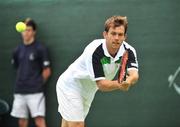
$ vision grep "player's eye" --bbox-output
[111,32,116,36]
[118,33,123,36]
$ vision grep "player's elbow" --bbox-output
[47,67,52,77]
[131,72,139,85]
[96,80,111,92]
[97,84,107,92]
[135,72,139,81]
[42,67,51,80]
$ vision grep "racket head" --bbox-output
[118,50,128,83]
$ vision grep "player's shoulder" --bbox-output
[35,41,44,47]
[84,39,104,53]
[14,43,23,53]
[123,41,137,53]
[35,41,47,51]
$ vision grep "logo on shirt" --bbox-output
[168,66,180,95]
[29,53,35,61]
[100,56,120,80]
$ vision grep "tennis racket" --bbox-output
[118,50,129,83]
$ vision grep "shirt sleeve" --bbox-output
[84,45,105,81]
[92,52,105,81]
[39,45,51,68]
[127,48,139,71]
[11,47,19,68]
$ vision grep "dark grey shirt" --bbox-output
[12,41,50,94]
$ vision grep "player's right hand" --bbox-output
[118,81,130,91]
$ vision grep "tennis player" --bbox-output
[56,15,139,127]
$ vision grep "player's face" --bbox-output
[22,26,36,45]
[104,25,126,50]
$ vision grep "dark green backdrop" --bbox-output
[0,0,180,127]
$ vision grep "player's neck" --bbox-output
[107,47,119,58]
[23,37,35,45]
[110,50,118,58]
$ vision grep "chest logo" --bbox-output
[100,57,120,80]
[29,53,35,61]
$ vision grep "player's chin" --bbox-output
[112,44,120,49]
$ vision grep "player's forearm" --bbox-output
[126,71,139,86]
[96,80,120,92]
[42,67,51,83]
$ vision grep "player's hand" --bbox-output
[118,81,131,91]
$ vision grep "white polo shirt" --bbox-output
[57,39,138,105]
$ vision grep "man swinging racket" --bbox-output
[56,15,139,127]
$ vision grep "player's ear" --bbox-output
[103,31,107,39]
[33,30,36,35]
[124,34,127,41]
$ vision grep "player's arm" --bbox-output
[125,69,139,86]
[42,67,51,83]
[96,79,134,92]
[119,69,139,91]
[39,45,51,83]
[11,47,19,69]
[96,69,139,92]
[96,80,121,92]
[122,48,139,90]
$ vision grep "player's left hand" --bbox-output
[119,81,131,91]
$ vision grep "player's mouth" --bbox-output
[112,42,120,49]
[112,42,120,45]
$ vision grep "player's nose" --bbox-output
[114,34,120,40]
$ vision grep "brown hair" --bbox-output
[24,18,37,31]
[104,16,128,34]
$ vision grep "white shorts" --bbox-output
[11,92,45,119]
[56,80,91,122]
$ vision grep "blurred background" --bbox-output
[0,0,180,126]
